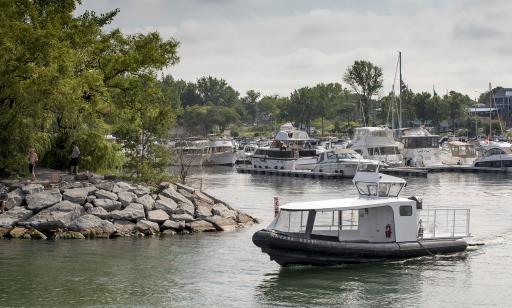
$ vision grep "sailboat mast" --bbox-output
[399,51,403,129]
[489,82,492,140]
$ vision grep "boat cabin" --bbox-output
[269,172,420,243]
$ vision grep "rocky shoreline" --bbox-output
[0,174,257,240]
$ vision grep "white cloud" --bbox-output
[79,0,512,97]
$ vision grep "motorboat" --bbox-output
[251,128,317,170]
[206,138,238,166]
[351,127,403,167]
[441,141,477,165]
[252,170,470,266]
[172,139,211,166]
[294,149,380,177]
[473,146,512,171]
[399,127,441,167]
[236,143,259,164]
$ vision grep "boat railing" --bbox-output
[417,208,470,239]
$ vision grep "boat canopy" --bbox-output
[280,197,412,212]
[275,130,310,141]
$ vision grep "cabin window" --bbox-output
[378,183,404,197]
[273,210,309,233]
[340,210,359,230]
[399,205,413,216]
[312,211,339,232]
[355,182,378,196]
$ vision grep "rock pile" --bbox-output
[0,176,257,240]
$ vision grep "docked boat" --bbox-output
[351,127,403,167]
[441,141,477,165]
[206,138,238,166]
[172,139,211,166]
[473,146,512,171]
[399,127,441,167]
[235,143,259,164]
[294,149,380,177]
[252,170,470,266]
[251,129,317,170]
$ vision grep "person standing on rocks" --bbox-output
[27,148,38,181]
[70,142,80,174]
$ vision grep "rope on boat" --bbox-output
[416,241,435,256]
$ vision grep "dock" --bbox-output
[236,165,508,179]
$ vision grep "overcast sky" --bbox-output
[78,0,511,98]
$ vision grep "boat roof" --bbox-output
[281,197,412,211]
[353,171,406,184]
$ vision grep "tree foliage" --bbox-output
[0,0,179,178]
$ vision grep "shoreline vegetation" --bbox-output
[2,1,510,186]
[0,172,257,240]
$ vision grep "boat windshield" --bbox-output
[327,152,360,160]
[368,146,399,155]
[272,210,309,233]
[355,182,404,197]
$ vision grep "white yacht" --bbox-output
[294,149,380,177]
[172,140,210,166]
[251,128,317,170]
[351,127,403,167]
[236,143,259,164]
[441,141,477,165]
[253,169,470,266]
[473,146,512,171]
[206,138,238,166]
[400,127,441,167]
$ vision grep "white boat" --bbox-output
[351,127,403,166]
[473,146,512,171]
[236,143,259,164]
[253,169,471,266]
[400,127,441,167]
[251,128,317,170]
[294,149,380,177]
[172,140,210,166]
[206,138,237,166]
[441,141,477,165]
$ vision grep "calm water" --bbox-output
[1,168,512,307]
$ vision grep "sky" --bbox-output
[78,0,512,99]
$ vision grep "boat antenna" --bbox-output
[398,51,403,130]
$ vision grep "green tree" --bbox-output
[196,76,240,107]
[426,94,448,133]
[343,60,384,126]
[240,90,261,123]
[444,91,472,133]
[311,82,345,135]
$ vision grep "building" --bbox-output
[493,88,512,127]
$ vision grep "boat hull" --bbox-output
[252,230,467,266]
[207,152,237,166]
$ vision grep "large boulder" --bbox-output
[86,207,110,219]
[69,214,115,238]
[0,227,10,238]
[195,202,213,219]
[236,212,255,224]
[9,226,29,238]
[109,203,145,221]
[171,213,195,222]
[93,198,122,212]
[154,196,178,215]
[21,184,44,195]
[26,189,62,211]
[177,188,195,201]
[112,181,134,193]
[194,191,215,205]
[132,186,150,197]
[147,209,170,223]
[188,220,216,232]
[27,228,47,240]
[136,219,159,235]
[161,219,185,231]
[95,181,114,192]
[0,207,33,228]
[113,220,136,236]
[62,187,90,204]
[135,194,155,212]
[212,203,237,219]
[160,188,194,208]
[117,191,137,207]
[5,188,24,210]
[95,189,118,201]
[207,215,237,231]
[25,201,84,231]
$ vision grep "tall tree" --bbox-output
[343,60,384,126]
[444,91,472,133]
[196,76,239,107]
